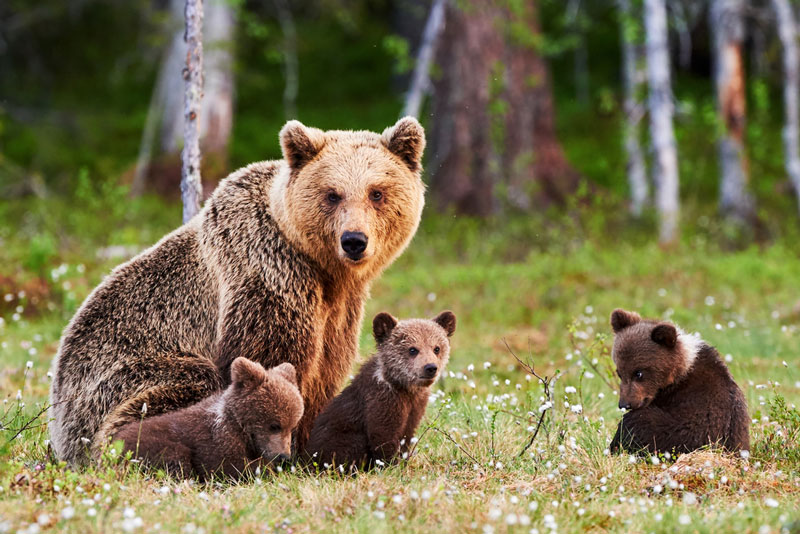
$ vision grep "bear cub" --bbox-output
[115,358,303,480]
[609,308,749,455]
[305,310,456,468]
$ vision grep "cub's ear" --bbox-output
[381,116,426,173]
[279,120,326,170]
[271,362,298,387]
[651,323,678,349]
[433,310,457,337]
[231,357,267,389]
[610,308,642,333]
[373,312,399,344]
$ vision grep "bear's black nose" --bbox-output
[423,364,438,378]
[341,232,368,260]
[618,401,631,410]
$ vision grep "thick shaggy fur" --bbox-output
[115,359,303,480]
[305,311,456,468]
[49,118,426,465]
[609,309,750,454]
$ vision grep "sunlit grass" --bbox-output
[1,198,799,533]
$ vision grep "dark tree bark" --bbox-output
[429,0,578,216]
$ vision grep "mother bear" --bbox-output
[49,117,426,465]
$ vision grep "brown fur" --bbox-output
[115,359,302,480]
[49,118,426,465]
[609,309,750,454]
[305,311,456,468]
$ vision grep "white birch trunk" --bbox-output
[711,0,752,222]
[402,0,447,118]
[273,0,299,120]
[181,0,204,223]
[618,0,648,216]
[644,0,679,244]
[773,0,800,214]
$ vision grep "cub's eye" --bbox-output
[433,346,440,355]
[370,190,383,202]
[633,370,643,380]
[409,347,419,356]
[269,423,282,433]
[326,192,342,204]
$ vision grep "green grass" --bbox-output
[1,193,799,533]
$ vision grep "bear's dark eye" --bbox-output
[433,346,440,355]
[269,423,281,433]
[633,370,643,381]
[326,192,342,204]
[409,347,419,356]
[370,190,383,202]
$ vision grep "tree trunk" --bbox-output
[273,0,299,120]
[711,0,753,222]
[644,0,680,244]
[618,0,649,216]
[402,0,447,119]
[773,0,800,214]
[429,0,578,215]
[200,0,235,176]
[181,0,204,223]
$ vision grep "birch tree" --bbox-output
[711,0,753,222]
[181,0,204,223]
[402,0,447,119]
[773,0,800,214]
[644,0,679,244]
[618,0,648,216]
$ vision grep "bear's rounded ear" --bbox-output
[610,308,642,333]
[381,116,426,173]
[272,362,298,387]
[433,310,457,337]
[651,323,678,349]
[280,120,326,170]
[373,312,399,344]
[231,357,267,389]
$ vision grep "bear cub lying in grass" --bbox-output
[115,358,303,480]
[305,310,456,469]
[609,308,749,455]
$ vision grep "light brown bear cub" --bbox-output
[609,309,749,455]
[305,311,456,468]
[115,358,303,480]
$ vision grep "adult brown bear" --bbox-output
[49,118,426,465]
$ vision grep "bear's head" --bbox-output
[226,358,304,463]
[610,309,703,410]
[271,117,426,281]
[372,310,456,389]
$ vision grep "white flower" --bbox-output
[528,501,538,511]
[488,508,502,521]
[570,404,582,414]
[483,362,491,369]
[764,498,779,508]
[26,361,33,369]
[679,514,691,525]
[61,507,75,520]
[467,364,475,372]
[87,508,97,517]
[565,386,576,394]
[740,450,750,459]
[683,492,697,505]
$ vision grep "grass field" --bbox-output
[1,195,799,533]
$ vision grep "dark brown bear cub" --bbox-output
[609,309,749,455]
[115,358,303,480]
[305,310,456,468]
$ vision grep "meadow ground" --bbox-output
[0,195,799,533]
